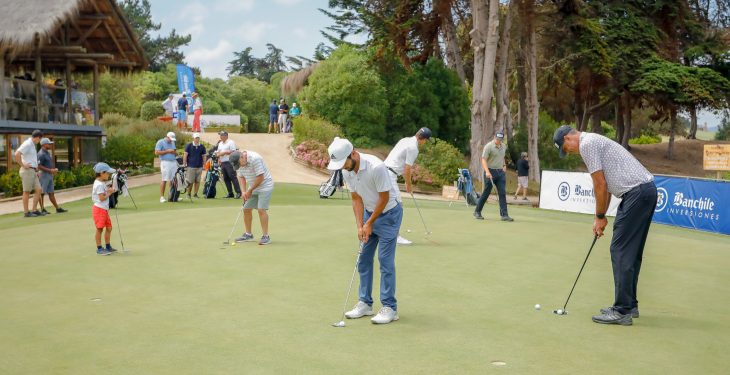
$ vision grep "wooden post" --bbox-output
[65,59,72,123]
[0,50,6,120]
[93,63,99,126]
[718,171,722,180]
[35,34,43,122]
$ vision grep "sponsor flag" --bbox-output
[176,64,195,94]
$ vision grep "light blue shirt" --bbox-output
[156,138,177,161]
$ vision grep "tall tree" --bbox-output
[119,0,192,71]
[227,47,258,77]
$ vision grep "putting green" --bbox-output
[0,183,727,374]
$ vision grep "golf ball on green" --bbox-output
[407,229,411,233]
[534,304,541,310]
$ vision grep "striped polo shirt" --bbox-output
[236,150,274,192]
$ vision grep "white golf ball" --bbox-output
[407,229,412,233]
[534,304,541,310]
[557,309,564,315]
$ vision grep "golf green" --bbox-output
[0,183,727,374]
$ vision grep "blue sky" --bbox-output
[150,0,334,79]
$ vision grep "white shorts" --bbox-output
[160,160,178,182]
[518,176,529,188]
[388,171,402,202]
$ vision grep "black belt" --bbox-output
[387,167,398,176]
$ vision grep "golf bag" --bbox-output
[203,147,221,199]
[168,164,189,202]
[319,169,344,198]
[457,168,480,206]
[109,169,130,209]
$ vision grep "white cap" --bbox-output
[327,137,353,170]
[192,132,200,139]
[166,131,176,141]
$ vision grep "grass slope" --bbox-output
[0,184,728,374]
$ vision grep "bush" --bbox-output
[414,138,467,187]
[294,140,330,169]
[140,101,165,120]
[0,171,22,196]
[103,134,154,168]
[0,164,99,197]
[715,115,730,141]
[100,113,130,129]
[511,112,583,171]
[292,115,342,146]
[629,134,662,144]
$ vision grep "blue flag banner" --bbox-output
[653,175,730,235]
[176,64,195,94]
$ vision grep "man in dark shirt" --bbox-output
[514,152,529,201]
[177,94,188,130]
[277,99,289,134]
[183,133,207,198]
[37,138,68,213]
[268,100,279,133]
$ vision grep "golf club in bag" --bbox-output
[333,242,364,328]
[554,235,599,315]
[109,169,137,209]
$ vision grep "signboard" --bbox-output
[653,175,730,235]
[176,64,196,94]
[703,144,730,171]
[539,170,621,216]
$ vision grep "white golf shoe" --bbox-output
[371,306,399,324]
[396,236,412,245]
[345,301,374,319]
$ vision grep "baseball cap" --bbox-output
[327,137,354,170]
[553,125,573,158]
[192,132,200,139]
[230,150,242,170]
[218,130,228,136]
[93,162,116,174]
[417,127,433,141]
[166,131,176,141]
[495,132,505,139]
[40,138,54,145]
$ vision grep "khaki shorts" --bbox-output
[243,189,273,210]
[186,167,203,184]
[518,176,529,188]
[20,167,40,192]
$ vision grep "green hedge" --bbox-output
[629,134,662,144]
[414,138,467,186]
[293,115,342,146]
[101,114,191,168]
[0,165,96,197]
[140,101,165,120]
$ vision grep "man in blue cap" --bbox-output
[553,125,657,326]
[474,132,513,221]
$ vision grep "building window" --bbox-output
[9,134,26,167]
[80,137,100,164]
[53,136,73,170]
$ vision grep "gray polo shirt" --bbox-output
[343,153,398,213]
[579,132,654,197]
[481,140,507,169]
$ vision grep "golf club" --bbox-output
[332,242,364,328]
[554,235,599,316]
[410,192,432,235]
[222,205,245,247]
[112,205,128,253]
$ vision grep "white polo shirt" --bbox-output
[16,137,38,168]
[236,151,274,192]
[343,153,398,213]
[217,139,237,162]
[384,136,419,176]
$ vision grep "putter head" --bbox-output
[553,309,568,315]
[332,321,346,327]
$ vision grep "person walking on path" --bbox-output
[513,152,530,201]
[327,137,403,325]
[554,125,657,326]
[268,99,279,133]
[277,99,289,134]
[91,162,117,256]
[183,133,207,198]
[215,131,241,198]
[155,131,178,203]
[384,127,432,245]
[191,92,203,132]
[15,130,44,217]
[37,138,67,214]
[176,93,188,130]
[162,93,175,117]
[474,132,513,221]
[231,150,275,245]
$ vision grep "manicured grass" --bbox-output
[0,183,728,374]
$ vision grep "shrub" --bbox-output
[54,170,77,190]
[629,134,662,144]
[0,164,99,197]
[0,171,22,196]
[415,138,467,187]
[511,112,583,171]
[100,113,130,129]
[103,134,154,168]
[293,115,342,146]
[294,140,330,169]
[715,116,730,141]
[140,101,165,120]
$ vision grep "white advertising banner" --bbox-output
[539,170,621,216]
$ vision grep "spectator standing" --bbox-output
[290,102,301,117]
[215,131,241,198]
[37,138,67,214]
[514,152,530,201]
[277,99,289,134]
[183,133,207,198]
[231,150,275,245]
[268,100,279,133]
[176,93,188,130]
[161,93,175,117]
[192,92,203,132]
[15,130,44,217]
[473,132,514,222]
[91,162,117,256]
[155,132,178,203]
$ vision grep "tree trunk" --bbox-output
[495,0,516,135]
[621,91,632,150]
[687,104,698,139]
[614,98,624,142]
[590,90,602,134]
[522,0,540,183]
[668,107,677,159]
[441,2,466,85]
[574,86,583,129]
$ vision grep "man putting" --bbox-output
[554,125,657,326]
[231,150,274,245]
[328,137,403,324]
[384,127,432,245]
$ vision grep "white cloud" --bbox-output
[274,0,304,5]
[235,22,274,44]
[214,0,255,12]
[291,27,308,40]
[180,2,209,24]
[186,40,234,79]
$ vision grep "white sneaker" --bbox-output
[344,301,374,319]
[397,235,412,245]
[160,197,166,203]
[371,306,399,324]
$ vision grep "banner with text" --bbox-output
[539,170,621,216]
[653,176,730,235]
[176,64,195,94]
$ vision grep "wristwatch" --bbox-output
[595,213,606,219]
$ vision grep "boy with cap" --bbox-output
[91,162,117,256]
[155,131,178,203]
[553,125,656,326]
[328,137,403,324]
[37,138,68,214]
[474,132,514,222]
[384,127,432,245]
[15,130,44,217]
[230,150,275,245]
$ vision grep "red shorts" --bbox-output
[92,206,112,229]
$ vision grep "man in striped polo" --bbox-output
[231,150,274,245]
